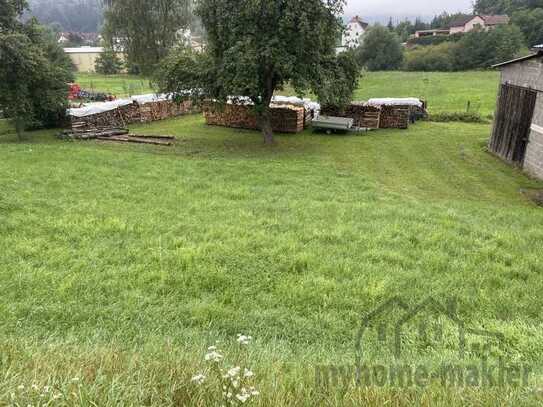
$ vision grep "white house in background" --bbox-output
[342,16,368,49]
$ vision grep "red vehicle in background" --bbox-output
[68,83,116,102]
[68,83,81,100]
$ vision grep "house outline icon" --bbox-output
[394,297,466,359]
[355,296,410,364]
[356,296,507,364]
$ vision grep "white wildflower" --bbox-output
[207,345,217,351]
[31,384,39,391]
[226,366,241,378]
[237,334,252,346]
[235,392,250,403]
[243,368,254,378]
[249,387,259,396]
[191,374,206,385]
[204,350,223,363]
[43,386,50,393]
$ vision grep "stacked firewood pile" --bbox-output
[69,100,197,131]
[321,103,382,129]
[321,101,423,130]
[379,105,410,129]
[203,102,305,133]
[58,127,175,146]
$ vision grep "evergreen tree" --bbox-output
[95,48,124,75]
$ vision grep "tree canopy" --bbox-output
[95,48,124,75]
[102,0,192,75]
[157,0,360,144]
[356,25,404,71]
[0,0,73,138]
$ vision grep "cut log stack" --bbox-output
[321,104,382,129]
[321,102,420,130]
[380,106,410,129]
[70,100,197,132]
[203,102,306,133]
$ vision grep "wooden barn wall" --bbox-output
[494,58,543,180]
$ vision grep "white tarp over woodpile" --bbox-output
[225,95,320,115]
[67,93,171,118]
[68,93,321,118]
[366,98,424,108]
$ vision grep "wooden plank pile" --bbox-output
[203,102,306,133]
[58,127,175,146]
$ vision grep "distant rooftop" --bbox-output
[449,14,510,28]
[349,16,369,29]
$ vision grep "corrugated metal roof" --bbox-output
[492,52,543,68]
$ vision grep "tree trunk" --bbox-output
[258,68,275,145]
[15,117,24,141]
[259,104,274,145]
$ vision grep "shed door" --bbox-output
[490,84,537,164]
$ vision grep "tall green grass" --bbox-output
[1,114,542,405]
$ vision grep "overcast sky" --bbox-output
[345,0,474,21]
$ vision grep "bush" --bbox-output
[95,49,124,75]
[0,22,74,137]
[356,25,404,71]
[427,111,486,123]
[512,8,543,48]
[404,26,524,72]
[404,43,458,71]
[407,33,463,47]
[453,25,524,70]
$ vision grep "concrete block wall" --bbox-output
[524,94,543,179]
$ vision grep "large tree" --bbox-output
[157,0,359,144]
[102,0,191,75]
[1,0,28,31]
[356,25,404,71]
[0,0,73,139]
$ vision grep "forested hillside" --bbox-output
[25,0,103,32]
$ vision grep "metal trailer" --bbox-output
[311,116,369,134]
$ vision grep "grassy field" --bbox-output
[353,71,500,117]
[75,73,155,97]
[0,70,540,405]
[76,70,500,116]
[1,106,543,405]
